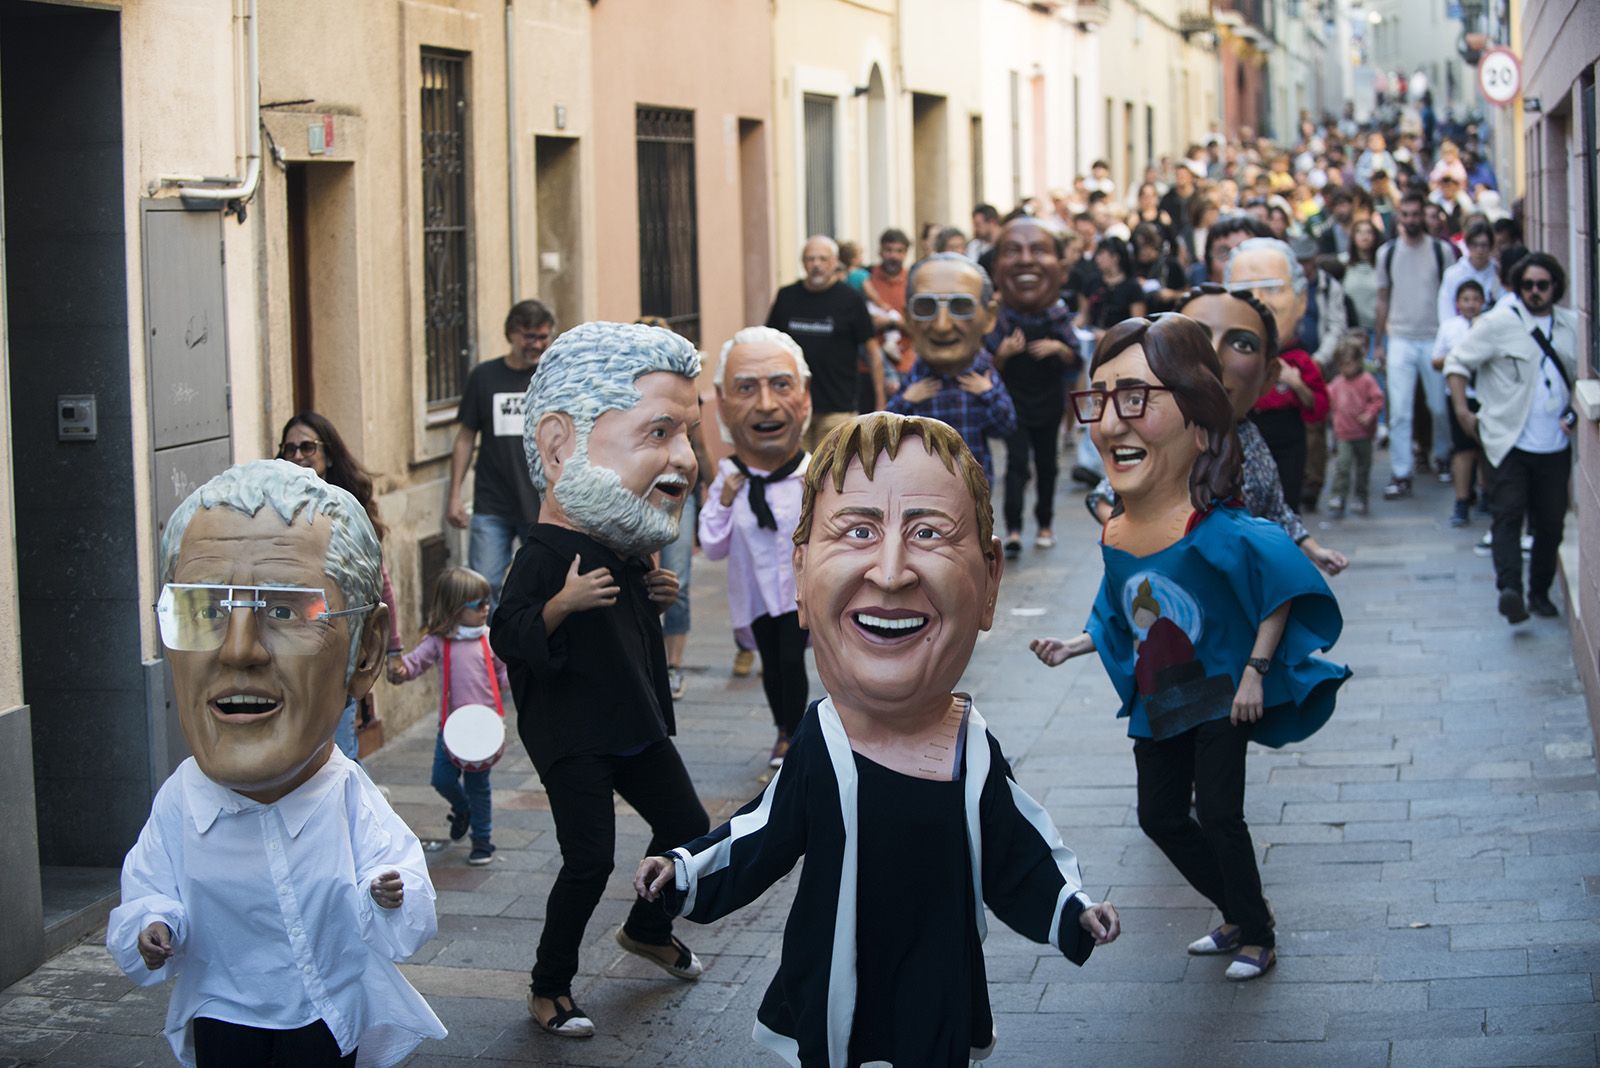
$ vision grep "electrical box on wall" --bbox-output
[57,394,97,441]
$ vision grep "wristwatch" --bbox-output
[1246,657,1272,676]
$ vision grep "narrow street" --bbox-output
[2,465,1596,1067]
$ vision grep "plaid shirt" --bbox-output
[886,349,1018,482]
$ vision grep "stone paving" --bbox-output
[3,466,1599,1067]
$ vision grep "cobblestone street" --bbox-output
[3,468,1598,1067]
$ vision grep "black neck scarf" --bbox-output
[730,451,805,530]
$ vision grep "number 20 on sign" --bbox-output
[1478,48,1521,107]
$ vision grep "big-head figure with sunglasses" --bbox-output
[109,459,445,1068]
[884,251,1017,483]
[159,459,392,796]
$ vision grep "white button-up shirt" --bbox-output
[699,455,807,629]
[108,750,446,1067]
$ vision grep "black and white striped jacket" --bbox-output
[664,697,1098,1067]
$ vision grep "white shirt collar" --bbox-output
[182,747,350,838]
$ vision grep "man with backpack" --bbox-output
[1375,191,1456,499]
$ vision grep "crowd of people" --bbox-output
[108,99,1578,1067]
[801,103,1573,625]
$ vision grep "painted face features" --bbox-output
[994,220,1066,314]
[1090,344,1205,507]
[793,444,1001,716]
[1180,293,1279,419]
[279,423,327,479]
[168,508,377,796]
[555,371,700,556]
[904,258,996,376]
[718,341,811,469]
[1227,246,1307,342]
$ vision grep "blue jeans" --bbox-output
[658,494,696,637]
[469,513,535,607]
[1385,335,1449,480]
[335,698,361,764]
[432,731,493,846]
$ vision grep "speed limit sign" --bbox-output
[1478,47,1521,107]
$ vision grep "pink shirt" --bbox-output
[1327,371,1386,442]
[399,630,510,714]
[698,456,807,629]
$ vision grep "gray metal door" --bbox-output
[143,205,230,451]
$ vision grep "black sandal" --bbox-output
[528,992,594,1038]
[615,927,705,980]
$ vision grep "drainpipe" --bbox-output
[156,0,261,205]
[505,0,521,301]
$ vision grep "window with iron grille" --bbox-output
[421,49,474,406]
[636,105,701,347]
[802,94,837,240]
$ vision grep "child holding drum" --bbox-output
[390,567,509,865]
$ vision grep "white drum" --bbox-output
[442,703,506,773]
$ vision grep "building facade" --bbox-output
[1517,0,1599,728]
[0,0,1241,988]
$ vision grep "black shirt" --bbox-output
[766,281,875,416]
[489,525,673,774]
[457,356,541,526]
[1135,256,1187,313]
[850,752,988,1067]
[983,302,1077,426]
[1065,256,1103,313]
[1086,277,1147,330]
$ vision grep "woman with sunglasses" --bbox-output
[278,412,404,760]
[1031,315,1348,982]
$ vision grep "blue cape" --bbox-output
[1086,504,1350,748]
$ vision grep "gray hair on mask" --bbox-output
[906,252,995,304]
[159,459,382,677]
[713,326,811,389]
[522,321,702,493]
[1225,237,1308,297]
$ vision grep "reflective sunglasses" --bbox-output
[1069,384,1175,423]
[278,440,323,459]
[907,293,980,321]
[156,583,373,654]
[463,598,489,611]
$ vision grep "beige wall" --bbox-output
[245,0,594,736]
[588,0,774,357]
[771,0,899,279]
[974,0,1098,210]
[1096,0,1217,194]
[902,0,984,233]
[119,0,264,660]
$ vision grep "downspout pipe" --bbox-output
[505,0,521,301]
[158,0,261,203]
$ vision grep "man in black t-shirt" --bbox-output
[447,299,555,602]
[766,235,883,449]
